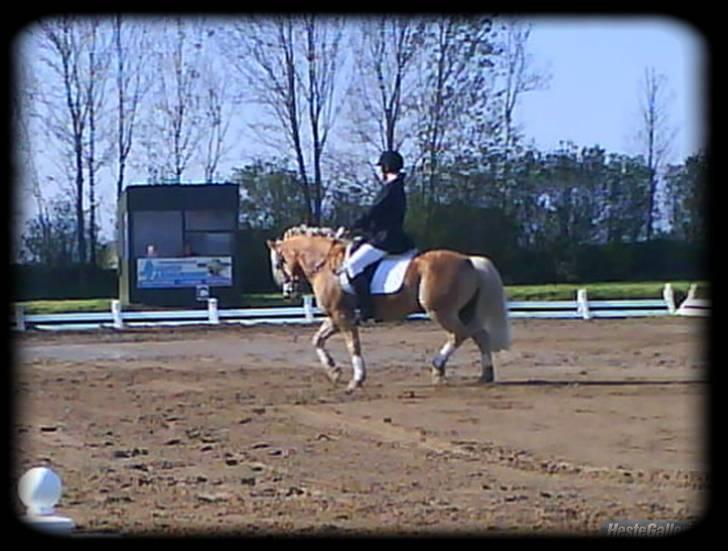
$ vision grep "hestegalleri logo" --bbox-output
[603,520,689,536]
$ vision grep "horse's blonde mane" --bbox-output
[282,224,340,241]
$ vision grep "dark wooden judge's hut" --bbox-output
[118,183,241,307]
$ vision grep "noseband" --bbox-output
[277,238,341,294]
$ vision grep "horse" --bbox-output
[266,225,511,392]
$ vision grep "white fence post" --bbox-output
[111,300,124,330]
[303,294,314,322]
[687,283,698,301]
[208,298,220,325]
[663,283,676,314]
[676,283,709,317]
[577,289,591,320]
[15,304,26,332]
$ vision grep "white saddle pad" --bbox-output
[370,250,417,295]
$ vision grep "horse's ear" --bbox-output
[266,239,277,250]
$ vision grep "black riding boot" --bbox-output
[351,272,375,323]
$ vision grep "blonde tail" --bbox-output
[469,256,511,351]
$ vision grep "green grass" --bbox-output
[17,299,114,315]
[16,281,707,314]
[504,281,706,302]
[239,293,299,308]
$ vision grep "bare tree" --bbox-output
[112,15,152,197]
[81,17,112,266]
[224,17,311,220]
[491,18,550,213]
[636,66,676,239]
[300,15,346,223]
[410,16,499,234]
[494,19,549,159]
[37,16,90,263]
[224,16,347,225]
[199,63,233,183]
[151,18,204,183]
[348,17,424,153]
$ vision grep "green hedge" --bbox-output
[13,265,117,301]
[13,232,706,300]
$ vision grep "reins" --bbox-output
[278,226,347,284]
[306,238,343,278]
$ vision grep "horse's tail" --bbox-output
[469,256,511,351]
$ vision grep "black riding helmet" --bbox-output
[377,150,404,173]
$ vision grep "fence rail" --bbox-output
[12,284,706,332]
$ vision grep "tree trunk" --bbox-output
[74,143,86,264]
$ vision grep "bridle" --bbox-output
[272,249,300,298]
[274,238,342,298]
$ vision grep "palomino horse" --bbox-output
[267,225,511,392]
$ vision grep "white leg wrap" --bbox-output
[352,355,366,382]
[317,348,333,367]
[433,341,455,370]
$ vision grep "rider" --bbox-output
[341,150,415,322]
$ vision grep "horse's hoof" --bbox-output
[326,367,343,384]
[345,379,363,393]
[480,367,495,384]
[431,372,447,386]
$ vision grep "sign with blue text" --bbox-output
[137,257,233,289]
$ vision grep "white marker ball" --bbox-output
[18,467,62,516]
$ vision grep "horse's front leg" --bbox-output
[312,317,342,384]
[342,325,365,393]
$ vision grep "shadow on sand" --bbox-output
[480,378,705,387]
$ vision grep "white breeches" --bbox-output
[343,243,387,279]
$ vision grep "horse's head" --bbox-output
[267,225,347,298]
[266,238,303,299]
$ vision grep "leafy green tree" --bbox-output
[409,16,500,238]
[20,199,78,265]
[664,151,706,243]
[231,158,307,233]
[601,153,651,243]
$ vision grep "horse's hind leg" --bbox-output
[312,318,342,384]
[472,328,495,383]
[431,334,467,384]
[429,311,470,385]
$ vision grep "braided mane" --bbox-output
[282,224,340,241]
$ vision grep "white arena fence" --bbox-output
[11,283,707,333]
[675,283,709,317]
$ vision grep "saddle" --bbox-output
[339,240,418,296]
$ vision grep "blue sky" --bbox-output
[516,16,707,163]
[14,16,708,249]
